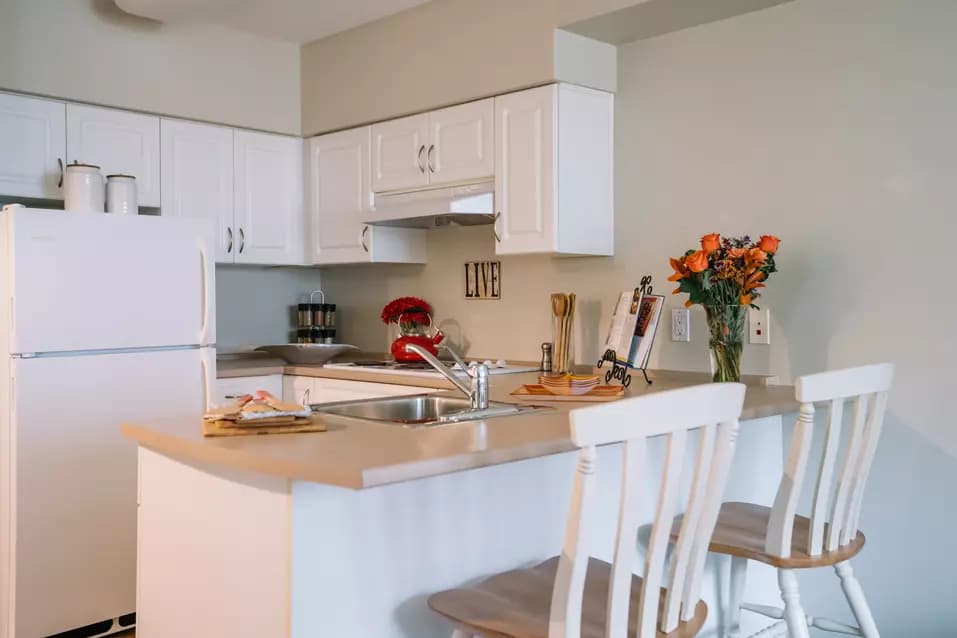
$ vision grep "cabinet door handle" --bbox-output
[239,227,245,254]
[427,144,435,173]
[361,225,369,253]
[226,227,233,253]
[57,158,64,188]
[493,211,502,243]
[417,145,426,173]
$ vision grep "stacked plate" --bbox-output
[538,373,600,396]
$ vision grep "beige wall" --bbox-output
[298,0,791,135]
[0,0,301,134]
[298,0,649,135]
[300,0,559,136]
[321,0,957,460]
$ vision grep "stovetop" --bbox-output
[324,360,540,378]
[347,360,454,370]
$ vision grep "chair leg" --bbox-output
[777,569,810,638]
[835,561,880,637]
[726,556,748,637]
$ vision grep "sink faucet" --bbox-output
[404,343,489,410]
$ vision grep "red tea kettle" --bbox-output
[391,312,445,363]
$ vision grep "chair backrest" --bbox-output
[552,382,747,638]
[765,363,894,557]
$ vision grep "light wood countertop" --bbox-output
[124,368,798,490]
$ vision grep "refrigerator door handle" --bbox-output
[199,243,212,345]
[200,352,211,411]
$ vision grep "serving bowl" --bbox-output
[255,343,357,365]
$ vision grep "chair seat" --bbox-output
[675,502,866,569]
[427,556,706,638]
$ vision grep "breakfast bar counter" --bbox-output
[125,370,798,638]
[123,369,796,489]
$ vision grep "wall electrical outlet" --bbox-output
[671,308,691,342]
[749,307,770,345]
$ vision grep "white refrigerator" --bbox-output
[0,208,216,638]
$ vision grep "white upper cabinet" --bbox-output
[494,84,613,256]
[308,127,373,264]
[371,113,430,192]
[0,93,65,200]
[428,98,494,185]
[371,98,494,193]
[308,126,425,265]
[160,119,234,262]
[494,86,555,255]
[162,122,302,266]
[66,104,160,207]
[233,130,304,265]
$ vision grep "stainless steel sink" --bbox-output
[311,395,548,427]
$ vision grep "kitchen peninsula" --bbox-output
[124,370,797,638]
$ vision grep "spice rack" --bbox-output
[296,290,337,344]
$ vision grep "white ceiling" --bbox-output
[113,0,433,44]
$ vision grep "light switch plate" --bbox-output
[671,308,691,342]
[749,307,770,344]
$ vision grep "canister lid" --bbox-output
[106,173,136,180]
[67,162,101,170]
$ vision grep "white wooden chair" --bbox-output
[428,382,747,638]
[689,363,894,638]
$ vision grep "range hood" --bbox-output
[366,181,495,229]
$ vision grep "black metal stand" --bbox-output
[597,348,633,387]
[596,275,657,387]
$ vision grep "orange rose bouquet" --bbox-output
[669,234,780,308]
[668,234,780,382]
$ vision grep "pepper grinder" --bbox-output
[541,342,553,373]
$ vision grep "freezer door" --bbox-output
[9,347,213,637]
[7,210,215,354]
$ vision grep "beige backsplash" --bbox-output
[317,223,735,375]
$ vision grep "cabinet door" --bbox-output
[0,93,65,200]
[233,131,304,265]
[371,113,429,192]
[283,376,316,405]
[66,104,160,207]
[160,119,234,263]
[494,86,556,255]
[308,127,373,264]
[429,98,494,186]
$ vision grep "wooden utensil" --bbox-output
[564,293,576,372]
[551,293,568,372]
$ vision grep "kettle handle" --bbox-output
[396,310,444,344]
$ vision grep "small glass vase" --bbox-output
[705,304,746,383]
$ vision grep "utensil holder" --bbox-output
[552,315,575,375]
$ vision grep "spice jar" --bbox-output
[298,303,312,329]
[324,304,337,328]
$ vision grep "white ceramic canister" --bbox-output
[64,163,105,213]
[106,174,138,214]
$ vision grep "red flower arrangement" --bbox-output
[381,296,432,327]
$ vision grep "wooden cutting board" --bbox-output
[202,416,327,437]
[510,384,624,402]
